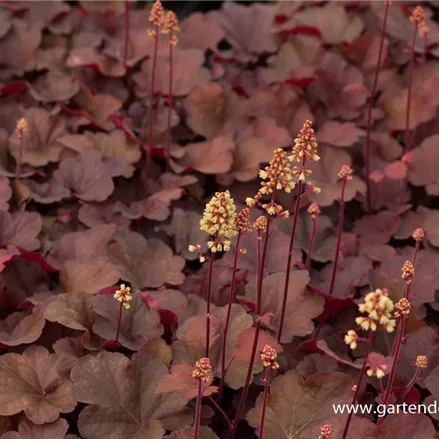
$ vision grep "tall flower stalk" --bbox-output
[421,29,429,81]
[205,254,215,358]
[258,345,279,439]
[306,202,320,270]
[217,208,252,404]
[145,1,164,173]
[364,0,390,213]
[193,190,237,359]
[398,7,429,205]
[278,121,320,343]
[399,355,428,402]
[228,216,268,439]
[405,6,429,154]
[378,228,423,423]
[342,330,374,439]
[113,284,132,344]
[192,358,213,439]
[328,165,353,297]
[228,149,293,439]
[14,118,27,183]
[342,288,396,438]
[161,11,179,166]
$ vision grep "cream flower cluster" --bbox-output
[288,120,321,191]
[344,330,358,350]
[355,288,396,333]
[415,355,428,369]
[338,164,353,180]
[367,363,387,379]
[318,424,333,439]
[246,148,294,216]
[307,202,321,220]
[114,284,132,309]
[200,190,237,252]
[192,358,213,382]
[410,6,429,38]
[261,345,280,370]
[236,207,252,234]
[289,120,320,166]
[148,0,180,44]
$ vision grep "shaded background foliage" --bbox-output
[137,0,270,17]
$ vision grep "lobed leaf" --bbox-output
[0,345,76,423]
[72,352,192,439]
[247,370,353,438]
[243,271,324,343]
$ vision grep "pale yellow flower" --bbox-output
[200,190,237,253]
[114,284,132,309]
[344,330,358,350]
[261,345,280,370]
[192,358,213,382]
[415,355,428,369]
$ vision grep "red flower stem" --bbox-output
[398,368,420,403]
[390,322,402,358]
[256,232,263,313]
[205,253,215,359]
[145,28,159,174]
[217,233,242,404]
[257,218,271,317]
[15,132,24,182]
[165,34,174,167]
[378,317,406,425]
[394,238,419,355]
[328,177,348,297]
[405,21,418,154]
[224,357,235,376]
[412,239,421,269]
[208,395,231,427]
[306,283,327,296]
[421,34,428,81]
[305,217,318,271]
[259,366,271,439]
[364,0,390,214]
[389,240,419,356]
[278,177,303,343]
[122,0,130,69]
[228,218,271,439]
[227,322,261,439]
[115,301,123,344]
[193,379,203,439]
[380,238,421,418]
[267,216,280,238]
[399,240,420,333]
[341,330,374,439]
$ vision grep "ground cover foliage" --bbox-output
[1,0,439,438]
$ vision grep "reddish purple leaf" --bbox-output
[0,305,45,347]
[47,224,116,269]
[242,270,323,343]
[92,293,163,351]
[53,151,115,202]
[8,108,66,167]
[0,345,77,423]
[71,352,192,439]
[107,230,185,289]
[1,417,73,439]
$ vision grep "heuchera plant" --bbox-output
[1,0,439,438]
